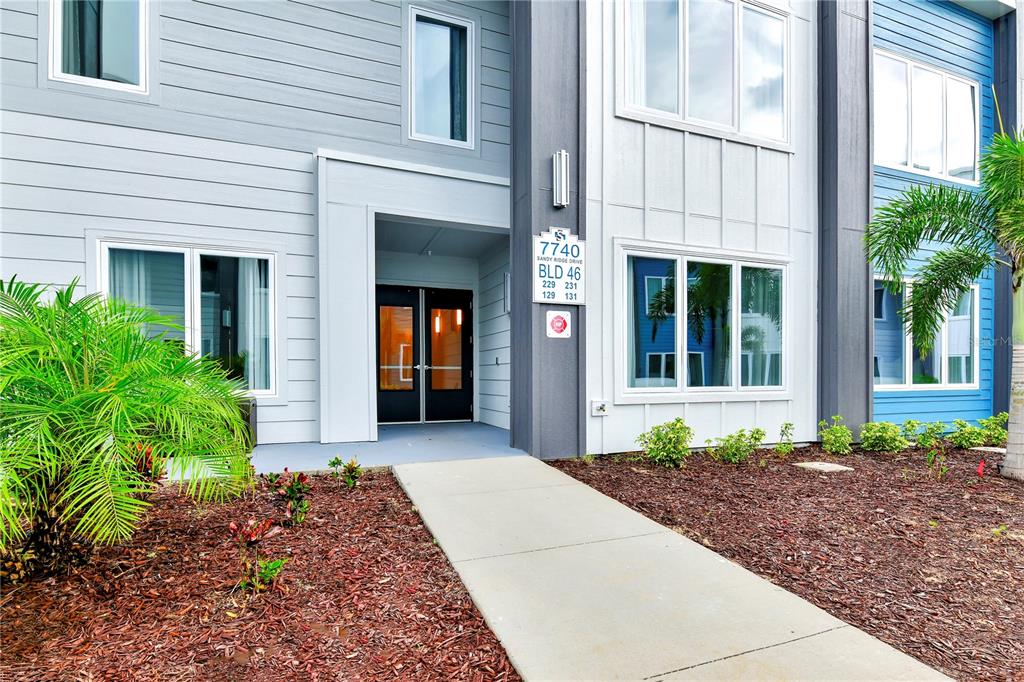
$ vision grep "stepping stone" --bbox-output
[971,446,1006,455]
[793,461,853,473]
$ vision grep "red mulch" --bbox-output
[554,447,1024,681]
[0,470,519,681]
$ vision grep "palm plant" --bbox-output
[0,278,253,580]
[865,128,1024,481]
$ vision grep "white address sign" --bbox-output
[532,228,585,305]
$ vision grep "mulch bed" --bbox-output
[555,447,1024,681]
[0,470,519,681]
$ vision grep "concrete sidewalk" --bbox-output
[393,456,948,682]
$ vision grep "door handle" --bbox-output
[413,364,433,370]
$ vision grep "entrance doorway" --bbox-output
[377,284,473,423]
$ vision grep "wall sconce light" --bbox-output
[552,149,570,208]
[456,309,463,326]
[434,313,441,334]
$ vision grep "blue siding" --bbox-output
[872,0,996,426]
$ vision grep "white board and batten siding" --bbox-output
[0,0,512,445]
[583,0,820,454]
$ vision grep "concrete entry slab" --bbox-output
[394,456,949,681]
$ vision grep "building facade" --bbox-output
[0,0,1019,459]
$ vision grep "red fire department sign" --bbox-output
[546,310,572,339]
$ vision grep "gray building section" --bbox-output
[817,0,874,430]
[993,7,1020,415]
[510,0,585,459]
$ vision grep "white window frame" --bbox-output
[407,5,476,150]
[644,274,671,316]
[617,0,791,148]
[615,241,789,403]
[873,49,981,186]
[98,240,279,398]
[48,0,149,95]
[872,276,981,392]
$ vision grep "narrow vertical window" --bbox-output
[946,80,977,180]
[872,281,905,385]
[686,0,732,125]
[946,291,975,384]
[53,0,145,91]
[628,0,680,113]
[740,266,782,387]
[200,255,271,391]
[687,261,732,387]
[739,7,785,140]
[874,53,909,167]
[911,67,944,174]
[109,248,185,341]
[412,10,470,144]
[628,256,677,388]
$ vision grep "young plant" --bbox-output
[286,498,310,526]
[276,469,312,526]
[979,412,1009,447]
[228,518,285,593]
[636,418,694,468]
[0,278,252,582]
[948,419,986,449]
[900,419,923,443]
[706,428,766,465]
[327,456,344,479]
[925,441,951,480]
[818,416,853,456]
[341,458,364,489]
[859,422,909,453]
[262,472,282,487]
[775,422,795,457]
[917,422,947,449]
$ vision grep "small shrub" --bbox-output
[262,472,282,487]
[579,453,596,465]
[818,416,853,455]
[286,498,310,525]
[948,419,986,449]
[916,422,947,449]
[275,469,312,526]
[900,419,922,443]
[925,441,951,480]
[979,412,1009,447]
[859,422,909,453]
[327,456,344,479]
[775,422,795,457]
[340,458,362,488]
[706,428,766,464]
[636,418,693,468]
[229,518,285,593]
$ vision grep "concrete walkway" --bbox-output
[394,456,948,681]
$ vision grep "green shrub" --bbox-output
[948,419,986,449]
[775,422,795,457]
[636,418,694,468]
[859,422,909,453]
[979,412,1009,447]
[818,416,853,455]
[916,422,947,449]
[900,419,922,443]
[0,278,252,582]
[706,428,766,464]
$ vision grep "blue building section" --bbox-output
[871,0,996,426]
[630,257,677,385]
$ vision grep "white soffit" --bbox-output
[948,0,1015,20]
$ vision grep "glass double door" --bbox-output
[377,285,473,423]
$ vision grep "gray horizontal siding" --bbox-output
[0,111,320,444]
[477,243,510,429]
[1,0,510,177]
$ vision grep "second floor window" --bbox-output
[50,0,147,93]
[410,7,473,147]
[624,0,788,142]
[873,50,979,182]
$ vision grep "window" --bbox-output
[103,244,275,394]
[873,286,886,321]
[623,0,788,142]
[627,256,677,388]
[872,279,979,389]
[624,250,785,395]
[873,50,979,182]
[50,0,148,94]
[410,7,473,147]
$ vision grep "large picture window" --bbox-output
[872,279,979,390]
[623,0,788,142]
[873,50,979,182]
[624,251,784,395]
[49,0,148,94]
[102,243,275,394]
[409,6,473,148]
